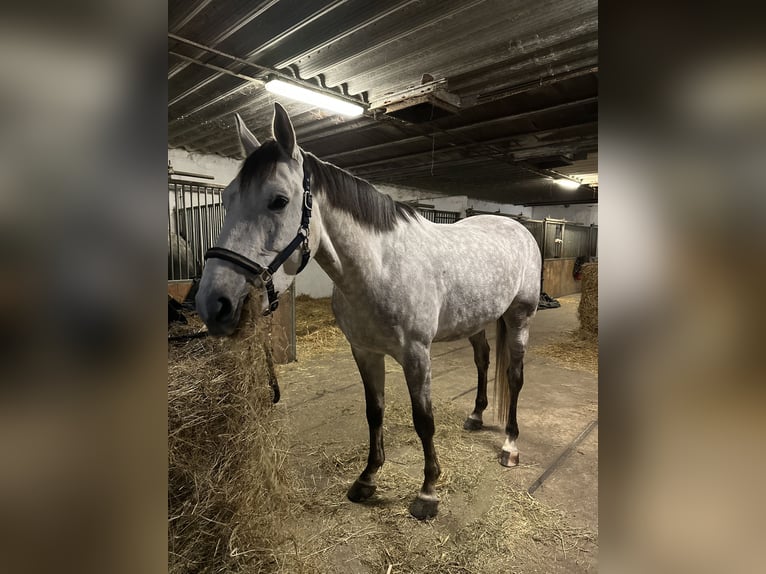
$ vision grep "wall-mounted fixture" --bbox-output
[370,77,460,123]
[265,78,364,117]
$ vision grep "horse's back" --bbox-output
[424,215,541,340]
[440,215,541,281]
[332,214,541,349]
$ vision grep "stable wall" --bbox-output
[295,260,334,298]
[533,205,597,297]
[168,148,240,185]
[532,204,598,226]
[542,258,582,298]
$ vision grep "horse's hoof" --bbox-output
[347,480,377,502]
[409,496,439,520]
[463,417,483,431]
[500,450,519,467]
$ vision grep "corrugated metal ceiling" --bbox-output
[169,0,598,205]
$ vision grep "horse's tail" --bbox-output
[493,316,511,428]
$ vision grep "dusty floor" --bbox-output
[274,294,598,573]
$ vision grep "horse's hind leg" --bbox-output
[463,330,490,431]
[401,342,441,520]
[499,305,534,467]
[347,347,386,502]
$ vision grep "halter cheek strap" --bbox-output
[204,157,313,316]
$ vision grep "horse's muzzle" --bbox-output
[195,291,241,336]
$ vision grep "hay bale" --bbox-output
[578,262,598,338]
[168,293,291,574]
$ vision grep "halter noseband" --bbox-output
[204,156,313,316]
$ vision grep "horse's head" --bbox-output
[196,102,320,335]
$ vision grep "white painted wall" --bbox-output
[168,148,240,186]
[294,260,334,298]
[375,184,469,215]
[531,204,598,226]
[468,198,533,218]
[374,185,533,219]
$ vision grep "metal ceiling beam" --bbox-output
[169,83,256,125]
[322,120,597,164]
[167,51,261,84]
[169,0,215,39]
[326,6,596,96]
[168,0,351,106]
[173,89,595,153]
[274,0,425,69]
[404,95,597,137]
[471,65,598,106]
[460,52,598,103]
[350,134,597,176]
[349,134,598,183]
[364,106,596,187]
[349,137,598,181]
[448,34,598,94]
[168,0,282,78]
[169,33,279,78]
[282,0,486,74]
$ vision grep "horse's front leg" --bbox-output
[402,343,441,520]
[347,347,386,502]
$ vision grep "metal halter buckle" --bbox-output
[259,269,273,284]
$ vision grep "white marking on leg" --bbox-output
[468,413,482,421]
[502,437,519,455]
[417,492,439,502]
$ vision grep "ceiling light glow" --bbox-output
[265,79,364,117]
[555,178,581,190]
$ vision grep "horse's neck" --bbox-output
[312,194,389,292]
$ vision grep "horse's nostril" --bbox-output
[215,297,233,321]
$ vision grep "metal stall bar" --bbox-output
[168,182,173,280]
[174,183,184,280]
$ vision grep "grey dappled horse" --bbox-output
[196,103,541,520]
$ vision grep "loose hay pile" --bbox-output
[294,296,347,358]
[168,293,292,574]
[578,263,598,338]
[536,334,599,375]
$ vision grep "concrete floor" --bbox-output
[277,293,597,572]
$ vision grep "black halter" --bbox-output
[204,157,313,316]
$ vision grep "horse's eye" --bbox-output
[268,196,289,211]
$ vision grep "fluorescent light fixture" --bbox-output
[264,78,364,117]
[555,178,581,190]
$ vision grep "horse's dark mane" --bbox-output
[239,140,417,232]
[303,152,417,232]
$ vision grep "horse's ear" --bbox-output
[272,102,298,160]
[235,113,260,157]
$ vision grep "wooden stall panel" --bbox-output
[268,284,296,364]
[543,258,582,298]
